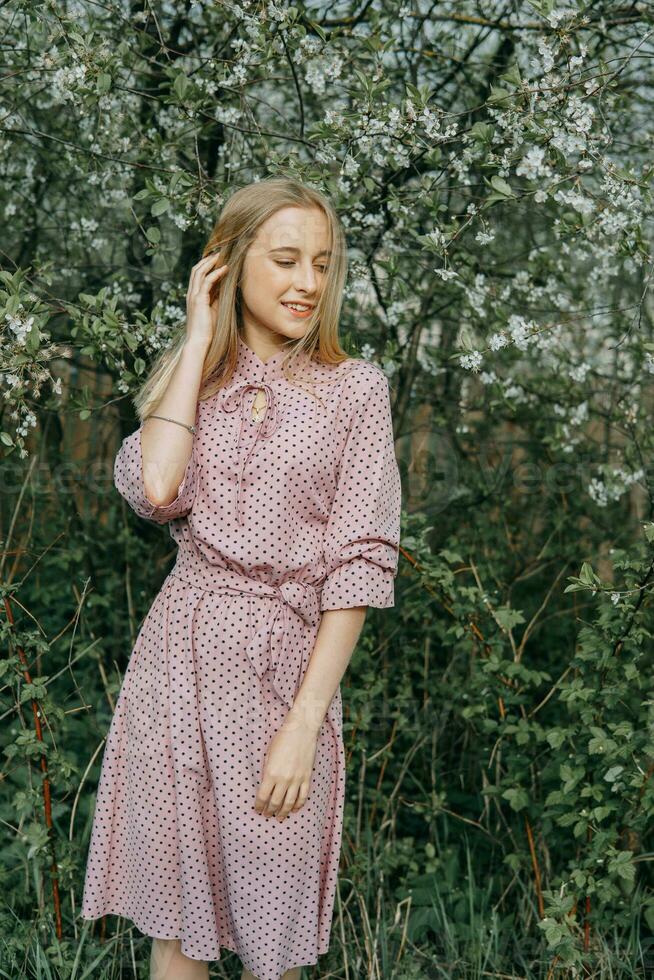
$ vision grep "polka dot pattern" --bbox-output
[80,335,402,980]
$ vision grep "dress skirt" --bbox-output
[81,562,346,980]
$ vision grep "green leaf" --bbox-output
[307,19,327,43]
[495,605,525,631]
[353,68,373,96]
[546,730,566,750]
[26,317,40,353]
[608,850,635,882]
[502,787,529,812]
[97,72,112,93]
[490,175,514,198]
[589,732,617,755]
[539,917,570,948]
[487,85,513,106]
[439,548,464,564]
[145,226,160,243]
[469,122,493,143]
[174,73,190,101]
[499,63,522,88]
[151,198,170,216]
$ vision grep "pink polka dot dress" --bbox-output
[80,335,402,980]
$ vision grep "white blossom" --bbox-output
[489,332,509,351]
[476,229,495,245]
[568,362,591,383]
[460,350,483,372]
[5,312,34,345]
[516,146,552,180]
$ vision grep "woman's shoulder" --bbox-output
[334,356,391,400]
[311,356,391,424]
[313,354,389,387]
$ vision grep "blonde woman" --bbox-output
[81,177,402,980]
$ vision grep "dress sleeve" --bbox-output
[113,423,199,524]
[320,366,402,611]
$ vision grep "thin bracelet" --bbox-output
[144,414,197,435]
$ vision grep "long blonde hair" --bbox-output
[134,177,350,420]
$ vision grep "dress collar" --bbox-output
[219,334,313,525]
[234,333,311,382]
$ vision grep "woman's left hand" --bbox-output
[254,715,319,821]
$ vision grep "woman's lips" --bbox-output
[281,302,314,318]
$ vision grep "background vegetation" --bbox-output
[2,0,654,976]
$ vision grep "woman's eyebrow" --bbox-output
[268,246,332,257]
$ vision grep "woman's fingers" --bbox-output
[264,785,292,819]
[291,782,310,811]
[254,772,275,814]
[275,783,302,820]
[188,249,221,277]
[190,256,227,293]
[263,785,286,816]
[202,265,229,306]
[201,263,230,289]
[256,774,289,817]
[186,250,223,297]
[195,249,222,268]
[259,779,306,820]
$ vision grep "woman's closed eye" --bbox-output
[275,260,328,272]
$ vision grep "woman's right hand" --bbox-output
[185,249,230,349]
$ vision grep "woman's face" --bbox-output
[239,205,331,346]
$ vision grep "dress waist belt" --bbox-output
[168,548,323,713]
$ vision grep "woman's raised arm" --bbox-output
[131,251,229,509]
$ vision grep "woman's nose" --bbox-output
[293,262,318,293]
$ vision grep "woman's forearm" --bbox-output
[140,339,209,507]
[284,606,367,734]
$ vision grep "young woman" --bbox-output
[80,177,402,980]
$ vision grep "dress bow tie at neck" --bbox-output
[218,380,280,525]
